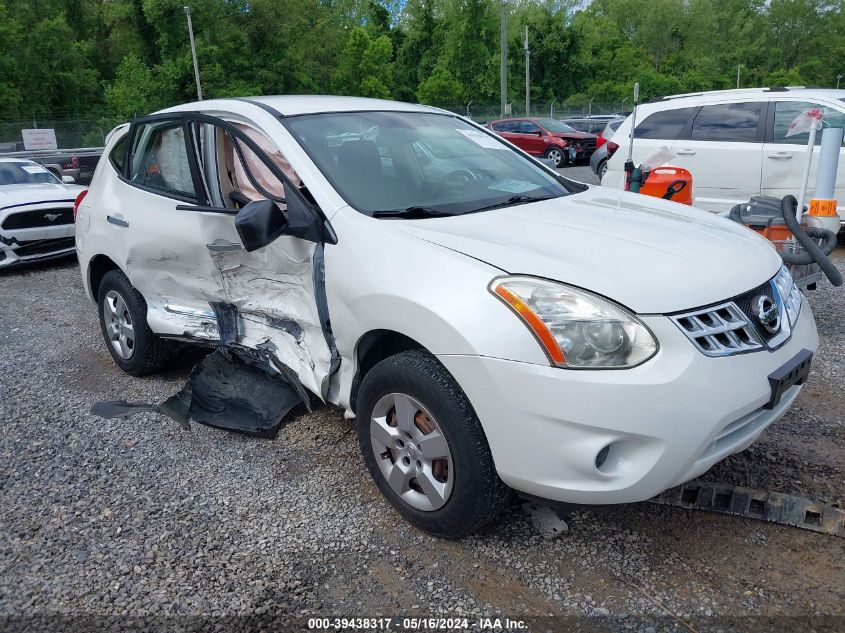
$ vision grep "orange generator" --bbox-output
[639,166,693,205]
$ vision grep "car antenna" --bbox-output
[624,82,644,193]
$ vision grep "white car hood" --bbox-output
[0,183,85,209]
[395,187,782,314]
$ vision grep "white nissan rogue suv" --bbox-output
[75,96,818,537]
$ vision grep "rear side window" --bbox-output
[772,101,845,145]
[492,121,517,132]
[109,136,127,173]
[518,121,541,134]
[604,120,622,135]
[129,120,196,200]
[636,107,697,140]
[690,102,763,142]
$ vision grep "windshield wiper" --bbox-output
[467,194,554,214]
[372,206,455,219]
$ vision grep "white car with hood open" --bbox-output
[75,96,818,537]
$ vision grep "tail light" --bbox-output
[73,189,88,221]
[596,133,606,148]
[606,141,619,156]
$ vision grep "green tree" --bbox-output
[334,27,394,98]
[417,66,464,105]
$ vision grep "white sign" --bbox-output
[21,128,58,150]
[456,128,506,150]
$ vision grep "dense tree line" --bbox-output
[0,0,843,119]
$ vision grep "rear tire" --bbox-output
[97,270,173,376]
[599,159,608,181]
[356,349,510,538]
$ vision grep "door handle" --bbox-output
[767,152,793,159]
[206,240,242,253]
[106,215,129,227]
[675,149,696,155]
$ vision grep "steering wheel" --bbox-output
[440,169,487,189]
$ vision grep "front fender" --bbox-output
[324,208,550,411]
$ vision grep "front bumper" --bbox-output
[438,303,818,505]
[0,205,76,268]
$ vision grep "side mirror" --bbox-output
[234,199,288,252]
[62,175,76,184]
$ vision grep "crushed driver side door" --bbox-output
[178,114,338,399]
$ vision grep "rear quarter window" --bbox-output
[109,136,127,174]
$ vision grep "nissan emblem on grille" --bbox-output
[754,294,780,334]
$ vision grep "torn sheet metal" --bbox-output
[204,234,334,398]
[92,350,305,438]
[651,481,845,537]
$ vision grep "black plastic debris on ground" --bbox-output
[91,349,305,439]
[651,481,845,537]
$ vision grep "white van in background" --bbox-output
[604,87,845,226]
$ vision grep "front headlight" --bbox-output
[774,264,802,326]
[490,276,658,369]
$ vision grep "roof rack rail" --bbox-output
[655,86,806,101]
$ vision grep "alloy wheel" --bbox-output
[547,148,563,167]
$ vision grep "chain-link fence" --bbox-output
[0,117,125,185]
[0,104,629,151]
[437,102,628,122]
[0,117,124,152]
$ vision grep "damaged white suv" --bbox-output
[76,96,818,537]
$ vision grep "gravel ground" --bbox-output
[1,217,844,630]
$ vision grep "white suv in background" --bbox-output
[604,87,845,223]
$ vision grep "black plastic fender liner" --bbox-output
[91,349,306,438]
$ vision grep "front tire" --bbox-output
[544,146,564,168]
[356,350,509,538]
[97,270,173,376]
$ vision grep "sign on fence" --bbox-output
[21,128,58,150]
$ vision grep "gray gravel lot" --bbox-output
[1,192,844,629]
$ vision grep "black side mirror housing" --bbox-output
[235,199,288,252]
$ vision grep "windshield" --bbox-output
[284,111,572,216]
[534,118,577,134]
[0,161,61,186]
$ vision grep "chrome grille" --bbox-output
[671,302,763,356]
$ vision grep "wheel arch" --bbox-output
[87,254,122,302]
[350,329,426,414]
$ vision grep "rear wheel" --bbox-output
[599,159,608,181]
[97,270,173,376]
[544,146,564,168]
[356,349,509,538]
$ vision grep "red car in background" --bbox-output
[486,117,598,167]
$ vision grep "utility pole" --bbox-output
[524,25,530,117]
[736,64,741,89]
[184,5,203,100]
[838,74,842,89]
[499,2,507,117]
